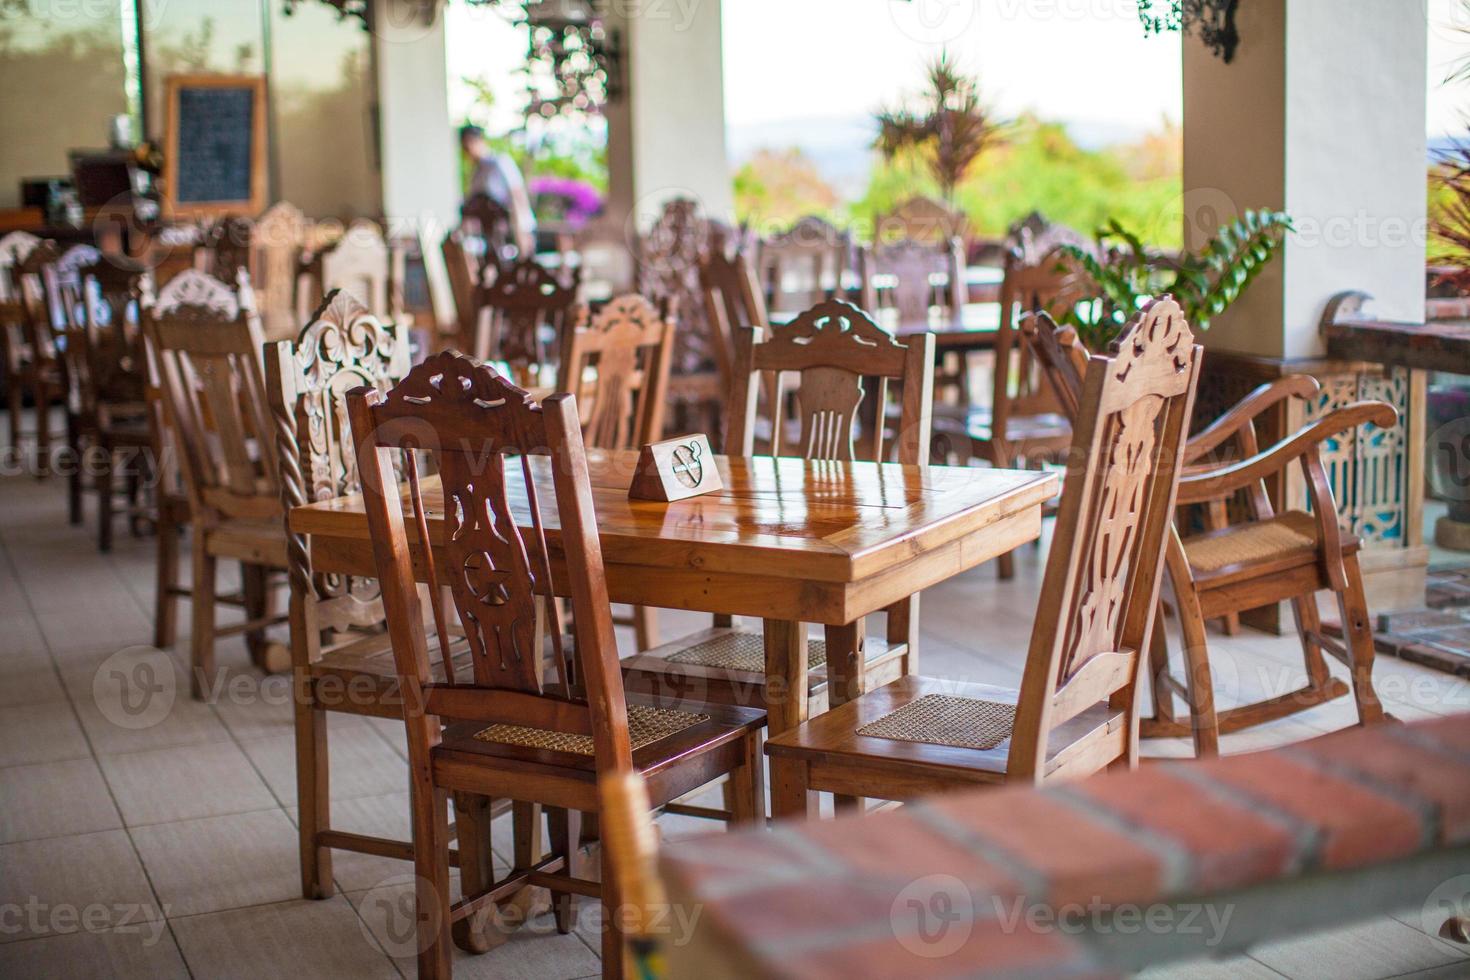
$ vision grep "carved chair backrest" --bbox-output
[1007,297,1200,781]
[0,232,43,375]
[265,289,410,625]
[251,201,308,339]
[698,244,766,396]
[299,220,391,324]
[475,256,582,383]
[992,249,1088,434]
[15,241,67,368]
[54,253,149,416]
[37,244,101,390]
[557,293,675,451]
[144,269,280,523]
[637,197,718,375]
[858,237,966,327]
[201,215,253,286]
[758,216,852,313]
[349,353,633,774]
[727,298,935,465]
[1018,311,1091,424]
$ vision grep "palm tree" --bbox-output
[872,51,1006,209]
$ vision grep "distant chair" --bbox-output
[144,268,289,698]
[756,215,854,314]
[251,201,309,339]
[9,238,69,473]
[698,237,766,405]
[858,235,966,327]
[297,219,391,324]
[475,256,582,386]
[0,231,43,453]
[875,195,969,248]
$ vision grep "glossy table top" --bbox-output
[290,449,1057,585]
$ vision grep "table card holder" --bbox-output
[627,434,722,502]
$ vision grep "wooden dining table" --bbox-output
[288,449,1057,737]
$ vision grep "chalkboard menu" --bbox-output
[162,74,267,217]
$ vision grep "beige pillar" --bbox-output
[372,0,458,323]
[1183,0,1427,357]
[604,0,732,236]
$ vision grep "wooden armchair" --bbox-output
[1021,312,1391,756]
[473,256,582,387]
[48,248,153,549]
[765,297,1201,816]
[756,216,854,314]
[622,299,935,741]
[144,269,289,698]
[347,352,765,977]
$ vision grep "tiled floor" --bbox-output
[2,444,1469,978]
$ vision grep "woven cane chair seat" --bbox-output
[1184,510,1356,588]
[472,703,711,755]
[856,694,1016,751]
[665,629,828,672]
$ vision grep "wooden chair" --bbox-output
[251,201,309,339]
[1020,312,1392,757]
[756,216,854,314]
[764,297,1201,816]
[1,232,44,454]
[698,238,767,405]
[858,236,966,327]
[49,249,154,549]
[556,293,676,651]
[622,299,934,738]
[297,219,392,324]
[9,239,69,474]
[264,288,445,899]
[440,228,483,349]
[969,249,1087,578]
[346,351,766,977]
[143,269,290,698]
[473,256,582,386]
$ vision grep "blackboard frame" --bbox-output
[161,73,268,218]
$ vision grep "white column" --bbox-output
[1182,0,1427,357]
[372,0,458,322]
[604,0,732,234]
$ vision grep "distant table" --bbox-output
[290,450,1056,737]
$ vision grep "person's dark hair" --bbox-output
[458,124,486,143]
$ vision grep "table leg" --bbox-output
[762,618,808,736]
[824,620,865,814]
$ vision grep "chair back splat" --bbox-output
[1009,297,1201,779]
[348,352,633,773]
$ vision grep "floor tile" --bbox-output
[98,741,277,827]
[129,809,301,918]
[0,660,66,708]
[1249,915,1470,980]
[0,701,92,769]
[169,896,399,980]
[1137,954,1287,979]
[0,830,163,945]
[0,758,121,844]
[240,716,410,807]
[0,927,187,979]
[208,665,295,740]
[63,648,233,755]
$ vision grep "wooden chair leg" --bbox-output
[154,513,180,650]
[66,415,82,525]
[295,697,333,899]
[451,791,500,953]
[600,845,628,980]
[1204,500,1240,634]
[1146,607,1177,728]
[824,620,864,813]
[1336,553,1386,725]
[729,730,766,824]
[189,534,217,700]
[768,755,815,820]
[712,613,733,628]
[413,783,454,980]
[242,562,268,658]
[1290,592,1334,696]
[1176,594,1221,758]
[632,606,658,652]
[97,447,115,553]
[548,807,584,934]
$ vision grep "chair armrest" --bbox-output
[1177,400,1397,505]
[1184,375,1321,465]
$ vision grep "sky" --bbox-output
[446,0,1470,143]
